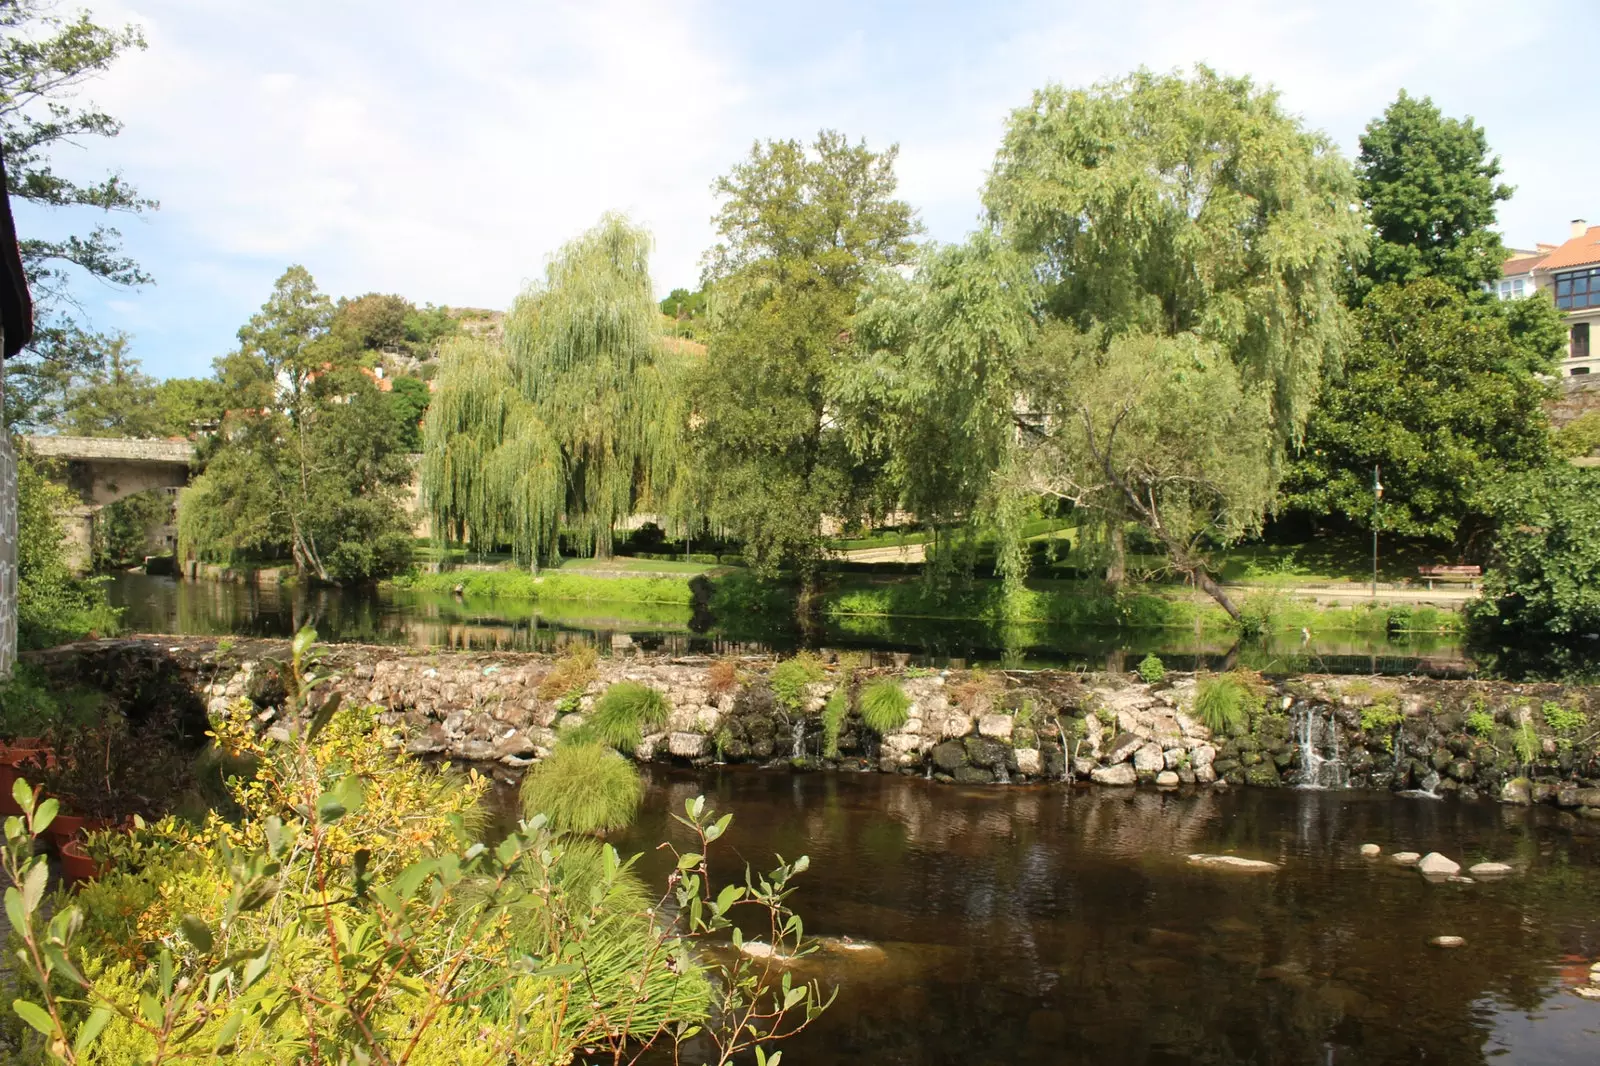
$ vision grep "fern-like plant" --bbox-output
[577,681,670,753]
[860,679,911,735]
[1136,653,1165,684]
[770,654,824,712]
[821,686,848,758]
[1193,675,1248,735]
[521,742,644,834]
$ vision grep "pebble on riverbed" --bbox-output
[1468,862,1513,877]
[1186,854,1280,873]
[1359,844,1381,857]
[1430,936,1466,948]
[1391,852,1421,865]
[1417,853,1461,877]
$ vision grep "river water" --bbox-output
[102,573,1472,675]
[612,769,1600,1066]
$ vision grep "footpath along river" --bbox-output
[602,769,1600,1066]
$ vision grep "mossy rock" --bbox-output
[1245,763,1283,787]
[1213,758,1241,776]
[964,736,1009,769]
[931,741,968,773]
[1014,726,1038,749]
[953,766,994,785]
[1271,748,1295,770]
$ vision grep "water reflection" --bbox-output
[611,770,1600,1066]
[104,572,1473,675]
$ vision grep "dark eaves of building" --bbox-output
[0,140,33,359]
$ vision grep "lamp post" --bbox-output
[1371,465,1382,598]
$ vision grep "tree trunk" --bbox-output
[1105,523,1126,589]
[1189,564,1240,620]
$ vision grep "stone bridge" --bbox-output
[23,435,196,570]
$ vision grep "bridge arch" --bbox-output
[23,436,196,571]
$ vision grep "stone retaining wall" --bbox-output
[23,638,1600,810]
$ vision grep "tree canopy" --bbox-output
[422,215,689,564]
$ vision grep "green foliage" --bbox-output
[1356,91,1510,296]
[1541,700,1587,737]
[0,661,101,739]
[93,488,171,569]
[821,685,848,758]
[1135,653,1166,684]
[178,268,416,582]
[520,742,644,834]
[770,653,825,712]
[575,681,670,753]
[1359,701,1404,733]
[1465,709,1496,737]
[1513,720,1540,765]
[1194,675,1252,735]
[1554,411,1600,460]
[15,450,119,647]
[387,374,431,451]
[422,215,692,564]
[1284,279,1557,542]
[859,678,911,734]
[694,131,918,595]
[1468,466,1600,658]
[2,0,153,430]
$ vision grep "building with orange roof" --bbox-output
[1493,219,1600,376]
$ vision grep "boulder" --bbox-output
[1072,757,1098,779]
[1155,770,1180,788]
[1185,854,1279,873]
[1163,748,1186,770]
[1133,744,1166,775]
[1194,765,1216,784]
[1191,744,1216,770]
[1014,748,1042,776]
[931,741,968,773]
[1107,732,1144,764]
[1468,862,1513,877]
[978,714,1014,740]
[964,736,1009,769]
[668,732,709,758]
[1391,852,1421,866]
[1090,763,1137,786]
[1417,852,1460,877]
[941,713,974,739]
[1359,844,1381,858]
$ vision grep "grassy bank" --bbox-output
[387,567,697,605]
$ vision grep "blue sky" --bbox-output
[15,0,1600,381]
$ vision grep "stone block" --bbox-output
[941,714,975,739]
[1133,743,1165,774]
[978,714,1014,740]
[1091,763,1137,786]
[1014,748,1042,776]
[1191,744,1217,770]
[1107,732,1143,764]
[668,732,709,758]
[1155,770,1180,787]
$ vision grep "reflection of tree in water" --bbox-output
[618,772,1600,1066]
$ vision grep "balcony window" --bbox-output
[1555,267,1600,310]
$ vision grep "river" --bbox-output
[609,769,1600,1066]
[102,572,1472,675]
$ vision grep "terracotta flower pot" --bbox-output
[58,839,107,883]
[47,811,87,848]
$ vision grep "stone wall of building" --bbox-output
[22,637,1600,811]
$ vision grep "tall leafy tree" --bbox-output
[1357,91,1510,296]
[179,268,415,581]
[695,131,919,604]
[1,0,154,429]
[422,215,689,564]
[976,67,1365,614]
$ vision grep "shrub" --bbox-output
[860,678,911,734]
[1359,701,1403,733]
[1194,674,1249,735]
[537,643,599,700]
[1234,593,1280,640]
[521,742,645,834]
[1465,710,1496,737]
[770,653,825,712]
[706,658,739,696]
[1136,653,1166,684]
[1541,700,1587,736]
[821,686,848,758]
[576,681,669,753]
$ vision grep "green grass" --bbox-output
[1194,675,1253,735]
[770,654,825,712]
[1212,534,1459,586]
[568,681,671,752]
[860,678,911,734]
[821,686,848,758]
[388,567,697,605]
[520,742,644,835]
[556,556,718,575]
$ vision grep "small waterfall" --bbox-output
[994,760,1011,785]
[1292,705,1348,790]
[791,720,807,761]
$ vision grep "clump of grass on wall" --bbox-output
[575,681,670,753]
[537,644,599,700]
[821,686,849,758]
[770,653,825,712]
[860,678,911,735]
[1194,674,1250,735]
[521,742,644,834]
[706,659,739,696]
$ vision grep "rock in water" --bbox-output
[1091,763,1137,786]
[1468,862,1513,877]
[1417,853,1461,877]
[1359,844,1381,858]
[1430,936,1466,948]
[1155,770,1180,787]
[1186,854,1279,873]
[1572,987,1600,1000]
[1391,852,1421,866]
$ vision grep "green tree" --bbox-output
[1357,91,1510,296]
[92,487,171,568]
[332,291,410,352]
[179,269,414,581]
[151,375,228,435]
[423,214,689,563]
[56,333,161,437]
[387,374,430,451]
[1,0,154,429]
[695,131,919,604]
[979,67,1365,614]
[1468,465,1600,674]
[1284,279,1557,546]
[14,449,116,646]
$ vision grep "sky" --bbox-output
[14,0,1600,381]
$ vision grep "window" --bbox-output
[1574,323,1592,360]
[1514,278,1526,296]
[1555,267,1600,310]
[1500,280,1512,298]
[1573,366,1591,376]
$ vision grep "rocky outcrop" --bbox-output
[22,638,1600,807]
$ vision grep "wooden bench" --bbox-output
[1417,564,1481,590]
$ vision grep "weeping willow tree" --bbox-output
[422,215,691,565]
